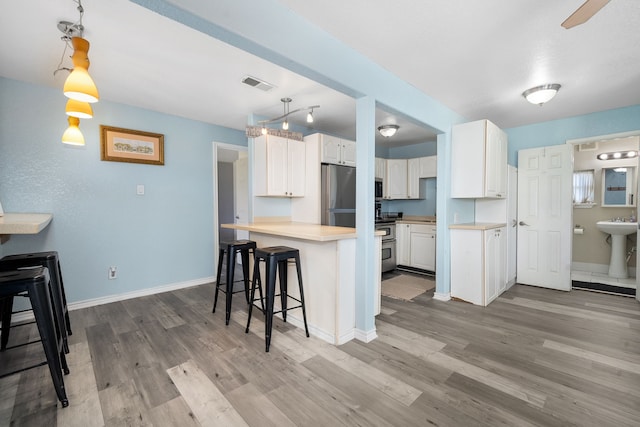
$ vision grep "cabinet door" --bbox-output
[419,156,437,178]
[266,136,289,196]
[342,140,356,167]
[485,121,507,198]
[288,140,306,197]
[396,224,411,266]
[386,159,408,199]
[321,135,342,165]
[375,158,386,180]
[407,158,421,199]
[484,227,506,305]
[409,225,436,270]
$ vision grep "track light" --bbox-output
[306,110,314,123]
[258,98,319,132]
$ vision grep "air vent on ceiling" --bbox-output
[241,75,275,92]
[578,141,598,151]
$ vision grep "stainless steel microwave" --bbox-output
[375,179,383,200]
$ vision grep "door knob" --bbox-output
[511,219,517,228]
[519,221,530,226]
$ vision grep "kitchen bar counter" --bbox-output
[0,213,53,244]
[222,221,382,345]
[448,222,506,230]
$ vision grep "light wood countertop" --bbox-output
[223,222,383,242]
[0,213,53,234]
[449,222,506,231]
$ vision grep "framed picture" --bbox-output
[100,125,164,165]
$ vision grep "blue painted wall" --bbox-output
[0,77,247,303]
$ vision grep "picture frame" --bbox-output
[100,125,164,165]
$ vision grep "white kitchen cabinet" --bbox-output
[409,224,436,271]
[321,134,356,167]
[450,225,506,306]
[396,223,411,266]
[451,119,507,198]
[407,158,421,199]
[419,156,437,178]
[397,223,436,272]
[375,157,386,180]
[385,159,407,199]
[254,134,305,197]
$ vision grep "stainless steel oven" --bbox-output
[375,221,396,273]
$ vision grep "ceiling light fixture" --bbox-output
[258,97,320,131]
[65,98,93,119]
[377,124,399,138]
[597,150,638,160]
[522,84,561,106]
[61,116,85,146]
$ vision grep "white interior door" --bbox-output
[507,165,518,287]
[517,145,573,291]
[234,153,249,240]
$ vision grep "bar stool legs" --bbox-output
[212,240,257,325]
[246,246,309,352]
[0,268,69,407]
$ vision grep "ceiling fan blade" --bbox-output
[562,0,611,29]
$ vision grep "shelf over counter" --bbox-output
[0,213,53,244]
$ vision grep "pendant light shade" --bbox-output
[62,116,85,146]
[63,37,99,103]
[65,98,93,119]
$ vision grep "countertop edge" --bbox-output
[223,222,380,242]
[0,213,53,234]
[449,222,507,231]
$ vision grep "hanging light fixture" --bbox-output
[65,98,93,119]
[522,84,561,106]
[258,97,320,132]
[57,0,99,103]
[61,116,85,146]
[377,124,399,138]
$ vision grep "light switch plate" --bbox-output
[136,184,145,195]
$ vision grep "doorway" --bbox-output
[213,142,249,278]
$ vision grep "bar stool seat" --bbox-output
[0,268,69,407]
[0,251,71,354]
[213,240,262,325]
[246,246,309,352]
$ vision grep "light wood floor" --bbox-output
[1,281,640,426]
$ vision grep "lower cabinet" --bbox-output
[396,223,436,272]
[450,225,506,306]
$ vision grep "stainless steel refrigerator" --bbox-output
[321,163,356,227]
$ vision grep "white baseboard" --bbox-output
[354,328,377,343]
[432,292,451,301]
[11,276,215,323]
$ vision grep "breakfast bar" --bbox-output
[0,213,53,244]
[222,221,382,345]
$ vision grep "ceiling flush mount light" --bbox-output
[258,97,320,131]
[522,84,561,106]
[597,150,638,160]
[377,124,399,138]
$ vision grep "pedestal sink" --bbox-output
[596,221,638,278]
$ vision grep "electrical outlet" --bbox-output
[108,266,117,280]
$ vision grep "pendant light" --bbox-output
[63,36,99,103]
[65,98,93,119]
[61,116,85,146]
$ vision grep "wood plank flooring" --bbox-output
[1,281,639,426]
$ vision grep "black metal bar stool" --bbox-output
[246,246,309,352]
[0,268,69,407]
[213,239,262,325]
[0,251,72,354]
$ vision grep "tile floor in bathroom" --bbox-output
[571,269,637,289]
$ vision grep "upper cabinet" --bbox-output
[451,119,507,198]
[321,134,356,167]
[419,156,437,178]
[375,157,386,180]
[254,134,305,197]
[407,158,421,199]
[385,159,408,199]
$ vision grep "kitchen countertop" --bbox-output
[223,221,384,242]
[0,213,53,244]
[449,222,506,230]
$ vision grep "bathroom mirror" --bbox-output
[601,166,637,207]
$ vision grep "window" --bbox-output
[573,170,595,206]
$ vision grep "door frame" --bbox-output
[212,142,249,279]
[566,130,640,302]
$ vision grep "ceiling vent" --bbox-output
[578,141,598,151]
[241,75,275,92]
